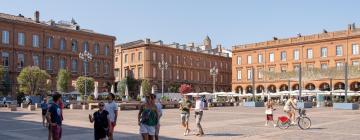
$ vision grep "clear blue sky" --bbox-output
[1,0,360,49]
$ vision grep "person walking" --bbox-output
[179,95,192,136]
[41,98,48,127]
[105,93,118,140]
[46,92,63,140]
[153,94,162,140]
[89,102,111,140]
[138,94,158,140]
[265,99,276,127]
[194,95,204,136]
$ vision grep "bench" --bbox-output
[70,104,82,110]
[161,101,179,109]
[118,103,141,110]
[88,103,98,110]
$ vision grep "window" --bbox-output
[258,54,263,63]
[60,38,66,51]
[336,45,343,56]
[18,32,25,46]
[2,30,9,44]
[176,56,179,64]
[46,57,52,70]
[258,68,263,79]
[237,56,241,65]
[104,63,109,74]
[104,45,109,56]
[94,61,98,74]
[190,71,193,81]
[60,58,66,69]
[307,64,314,70]
[269,67,275,72]
[71,40,77,52]
[197,71,200,81]
[352,44,359,55]
[115,57,118,62]
[83,41,89,52]
[114,69,119,78]
[352,61,359,66]
[32,35,39,47]
[47,37,53,49]
[169,55,172,63]
[153,67,156,78]
[307,48,313,59]
[176,70,179,80]
[152,52,156,61]
[17,53,25,68]
[281,51,286,61]
[247,69,252,80]
[294,65,300,72]
[184,57,186,65]
[247,55,252,64]
[131,53,135,63]
[32,55,39,66]
[184,70,187,80]
[281,66,287,73]
[269,52,274,62]
[94,43,99,55]
[71,59,78,72]
[294,49,299,60]
[336,62,343,69]
[124,54,128,63]
[129,68,135,78]
[138,67,143,78]
[319,47,327,58]
[321,63,328,70]
[169,69,172,80]
[138,52,142,61]
[2,52,9,67]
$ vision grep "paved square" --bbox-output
[0,106,360,140]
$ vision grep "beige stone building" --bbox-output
[232,24,360,94]
[114,37,232,96]
[0,11,116,96]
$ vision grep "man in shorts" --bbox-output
[179,95,192,136]
[46,92,63,140]
[105,93,118,140]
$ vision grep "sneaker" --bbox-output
[273,124,277,128]
[265,123,268,126]
[184,132,187,136]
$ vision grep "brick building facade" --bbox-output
[232,24,360,94]
[114,37,232,96]
[0,11,116,96]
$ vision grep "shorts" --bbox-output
[109,122,116,134]
[95,127,108,140]
[181,113,190,124]
[51,125,62,140]
[140,124,156,136]
[266,114,273,121]
[42,109,47,116]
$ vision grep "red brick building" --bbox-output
[0,11,116,96]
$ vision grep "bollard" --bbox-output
[28,105,35,111]
[34,103,39,109]
[9,104,17,111]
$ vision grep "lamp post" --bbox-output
[210,67,219,93]
[158,58,168,98]
[79,50,93,104]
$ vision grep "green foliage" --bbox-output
[56,69,71,92]
[17,66,50,95]
[87,95,94,102]
[75,76,95,95]
[117,79,127,97]
[141,79,151,96]
[168,83,180,93]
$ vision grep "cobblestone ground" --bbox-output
[1,106,360,140]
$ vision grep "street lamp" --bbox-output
[210,67,219,93]
[158,58,168,98]
[79,50,93,104]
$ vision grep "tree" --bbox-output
[117,79,127,97]
[168,83,180,93]
[141,80,151,96]
[56,69,71,93]
[75,76,95,96]
[179,84,192,94]
[17,66,50,95]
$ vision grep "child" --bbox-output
[265,99,276,127]
[40,98,48,127]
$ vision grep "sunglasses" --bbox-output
[99,104,104,107]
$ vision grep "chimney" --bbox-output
[217,44,222,52]
[34,11,40,23]
[145,38,151,44]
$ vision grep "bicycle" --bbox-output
[277,108,311,130]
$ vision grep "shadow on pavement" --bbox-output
[205,133,243,137]
[0,111,179,140]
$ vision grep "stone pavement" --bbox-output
[0,106,360,140]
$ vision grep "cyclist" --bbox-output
[283,96,297,125]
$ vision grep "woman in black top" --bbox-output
[89,102,111,140]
